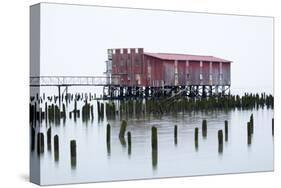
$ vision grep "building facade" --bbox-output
[105,48,231,98]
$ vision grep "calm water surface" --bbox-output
[31,93,274,185]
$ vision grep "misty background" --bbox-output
[39,3,274,94]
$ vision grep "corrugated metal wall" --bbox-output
[109,48,231,87]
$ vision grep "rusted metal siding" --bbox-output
[212,62,220,85]
[202,62,210,85]
[189,61,201,85]
[163,61,174,86]
[109,48,231,87]
[222,63,231,85]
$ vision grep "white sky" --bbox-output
[40,3,274,94]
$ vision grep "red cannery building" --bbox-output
[105,48,231,98]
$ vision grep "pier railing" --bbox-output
[30,76,121,86]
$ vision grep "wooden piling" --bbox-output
[218,130,223,153]
[119,120,127,139]
[224,120,228,142]
[119,120,127,146]
[247,122,252,145]
[174,125,178,145]
[30,127,35,151]
[127,131,132,155]
[194,127,199,150]
[271,118,274,136]
[202,119,207,138]
[47,128,51,151]
[106,123,111,155]
[151,126,158,169]
[54,135,59,161]
[70,140,77,168]
[37,132,44,155]
[250,114,254,134]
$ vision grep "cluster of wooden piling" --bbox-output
[30,92,274,124]
[81,100,94,122]
[97,101,104,120]
[105,102,116,119]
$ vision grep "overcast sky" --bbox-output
[39,3,273,94]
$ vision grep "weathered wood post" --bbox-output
[70,140,77,168]
[202,119,207,138]
[47,128,51,151]
[218,130,223,153]
[37,132,44,155]
[194,127,199,150]
[106,123,111,155]
[224,120,228,142]
[30,127,35,151]
[151,126,158,169]
[174,125,178,145]
[247,122,252,145]
[119,120,127,146]
[127,131,132,155]
[272,118,274,136]
[54,135,59,161]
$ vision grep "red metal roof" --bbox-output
[144,52,230,62]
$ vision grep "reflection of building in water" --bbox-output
[105,48,232,98]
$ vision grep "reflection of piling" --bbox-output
[30,127,35,151]
[70,140,77,168]
[224,120,228,142]
[202,119,207,138]
[127,131,132,155]
[37,133,44,155]
[47,128,51,151]
[151,126,158,169]
[54,135,59,161]
[218,130,223,153]
[174,125,178,145]
[106,123,111,155]
[272,118,274,136]
[194,128,199,150]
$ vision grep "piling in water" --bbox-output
[250,116,254,134]
[47,128,51,151]
[151,126,158,169]
[30,127,35,151]
[106,123,111,155]
[202,119,207,138]
[194,128,199,150]
[174,125,178,145]
[218,130,223,153]
[54,135,59,161]
[119,120,127,146]
[224,120,228,142]
[70,140,77,168]
[127,131,132,155]
[272,118,274,136]
[37,132,44,155]
[247,122,252,145]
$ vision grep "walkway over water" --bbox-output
[30,76,121,87]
